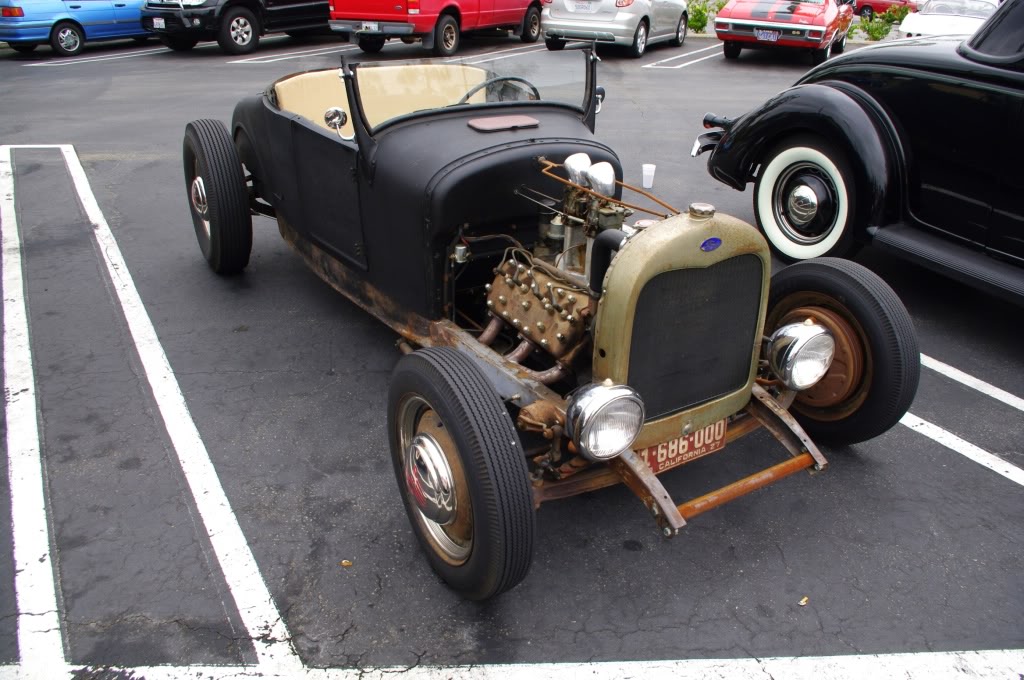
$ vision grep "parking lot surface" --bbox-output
[1,31,1022,678]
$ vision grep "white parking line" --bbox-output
[1,145,67,674]
[229,43,360,63]
[463,43,547,65]
[25,45,172,67]
[643,43,720,68]
[921,353,1024,412]
[645,50,722,69]
[902,413,1024,487]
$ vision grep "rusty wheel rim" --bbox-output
[397,396,473,565]
[769,292,871,422]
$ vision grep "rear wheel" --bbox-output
[218,6,260,54]
[388,348,535,600]
[723,41,741,59]
[159,34,199,50]
[811,40,831,65]
[521,5,541,42]
[50,22,85,57]
[859,5,873,19]
[545,35,566,50]
[766,259,919,445]
[628,20,647,57]
[669,12,687,46]
[833,31,847,53]
[432,14,459,56]
[182,119,252,275]
[357,35,386,52]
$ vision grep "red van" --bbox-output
[328,0,542,56]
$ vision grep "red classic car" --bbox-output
[715,0,855,64]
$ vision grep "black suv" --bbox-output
[141,0,329,54]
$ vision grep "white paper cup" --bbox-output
[642,163,656,189]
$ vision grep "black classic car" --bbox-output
[694,0,1024,305]
[182,49,919,599]
[141,0,328,53]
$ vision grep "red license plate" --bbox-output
[636,419,728,474]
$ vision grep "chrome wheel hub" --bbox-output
[58,29,79,51]
[230,18,252,45]
[786,184,819,225]
[404,432,457,526]
[190,175,211,239]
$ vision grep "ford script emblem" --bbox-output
[700,237,722,252]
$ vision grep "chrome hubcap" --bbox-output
[404,433,457,525]
[230,18,252,45]
[190,175,211,239]
[59,29,79,51]
[637,25,646,52]
[443,24,456,50]
[773,163,838,245]
[786,184,819,225]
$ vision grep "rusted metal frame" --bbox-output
[748,383,827,471]
[607,450,687,535]
[677,454,815,521]
[537,159,680,218]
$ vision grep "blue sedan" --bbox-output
[1,0,148,56]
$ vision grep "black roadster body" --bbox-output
[183,49,919,599]
[694,0,1024,304]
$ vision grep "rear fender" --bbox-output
[706,82,900,230]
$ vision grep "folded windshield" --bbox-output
[351,50,590,132]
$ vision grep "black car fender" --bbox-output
[706,82,901,233]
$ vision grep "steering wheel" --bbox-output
[456,76,541,105]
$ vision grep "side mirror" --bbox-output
[324,107,354,141]
[595,86,606,114]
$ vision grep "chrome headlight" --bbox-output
[585,162,616,197]
[767,320,835,390]
[565,381,644,461]
[564,152,592,186]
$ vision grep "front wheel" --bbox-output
[723,41,741,59]
[432,14,460,56]
[766,258,920,446]
[545,35,566,50]
[628,20,647,58]
[521,5,541,42]
[388,348,535,600]
[182,119,252,274]
[218,6,260,54]
[50,22,85,57]
[754,135,858,262]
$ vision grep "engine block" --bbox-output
[485,258,589,359]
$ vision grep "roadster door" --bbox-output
[289,120,368,271]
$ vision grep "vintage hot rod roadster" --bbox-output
[182,49,919,600]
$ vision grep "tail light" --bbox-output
[615,0,634,6]
[408,0,419,14]
[2,6,26,16]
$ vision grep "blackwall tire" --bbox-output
[182,119,252,275]
[754,135,858,262]
[811,40,831,65]
[833,31,847,53]
[50,22,84,56]
[669,13,687,46]
[159,34,199,50]
[218,6,260,54]
[388,348,535,600]
[628,20,647,57]
[723,41,741,59]
[358,36,385,52]
[432,14,459,57]
[767,258,920,446]
[521,5,541,42]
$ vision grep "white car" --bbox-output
[900,0,998,37]
[541,0,689,57]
